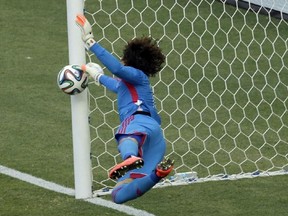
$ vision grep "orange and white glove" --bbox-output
[75,14,96,49]
[82,63,104,85]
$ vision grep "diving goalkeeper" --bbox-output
[76,14,174,204]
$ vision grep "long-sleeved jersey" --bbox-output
[89,43,161,125]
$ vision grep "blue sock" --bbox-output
[150,171,162,182]
[118,139,139,160]
[112,173,160,204]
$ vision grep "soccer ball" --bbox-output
[57,65,88,95]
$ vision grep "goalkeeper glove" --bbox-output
[82,63,104,85]
[75,14,96,49]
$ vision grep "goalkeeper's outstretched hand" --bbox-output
[76,14,96,49]
[82,63,104,86]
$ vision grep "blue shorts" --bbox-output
[115,114,166,180]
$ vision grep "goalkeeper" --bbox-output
[76,14,174,204]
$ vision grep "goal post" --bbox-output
[66,0,92,199]
[67,0,288,197]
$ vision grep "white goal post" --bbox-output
[66,0,92,199]
[67,0,288,198]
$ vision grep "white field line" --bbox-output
[0,165,155,216]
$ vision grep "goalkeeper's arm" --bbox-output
[82,63,118,93]
[76,14,144,85]
[76,15,119,92]
[75,15,122,72]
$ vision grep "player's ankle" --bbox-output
[150,171,162,182]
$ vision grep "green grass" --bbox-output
[1,0,288,215]
[130,176,288,216]
[0,0,74,187]
[0,175,126,216]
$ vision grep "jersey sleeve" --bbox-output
[90,43,145,84]
[99,75,118,93]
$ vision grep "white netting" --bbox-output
[84,0,288,190]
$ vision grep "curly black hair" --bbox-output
[122,36,166,77]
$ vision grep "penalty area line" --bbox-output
[0,165,155,216]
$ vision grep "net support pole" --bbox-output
[66,0,92,199]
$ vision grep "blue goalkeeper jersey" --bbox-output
[89,43,161,125]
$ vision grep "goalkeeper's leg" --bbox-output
[112,158,174,204]
[109,135,144,180]
[112,175,156,204]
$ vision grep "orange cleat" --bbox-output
[109,156,144,180]
[156,157,174,178]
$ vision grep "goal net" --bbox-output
[83,0,288,193]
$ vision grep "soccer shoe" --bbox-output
[109,156,144,180]
[156,157,174,178]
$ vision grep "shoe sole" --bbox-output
[109,158,144,180]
